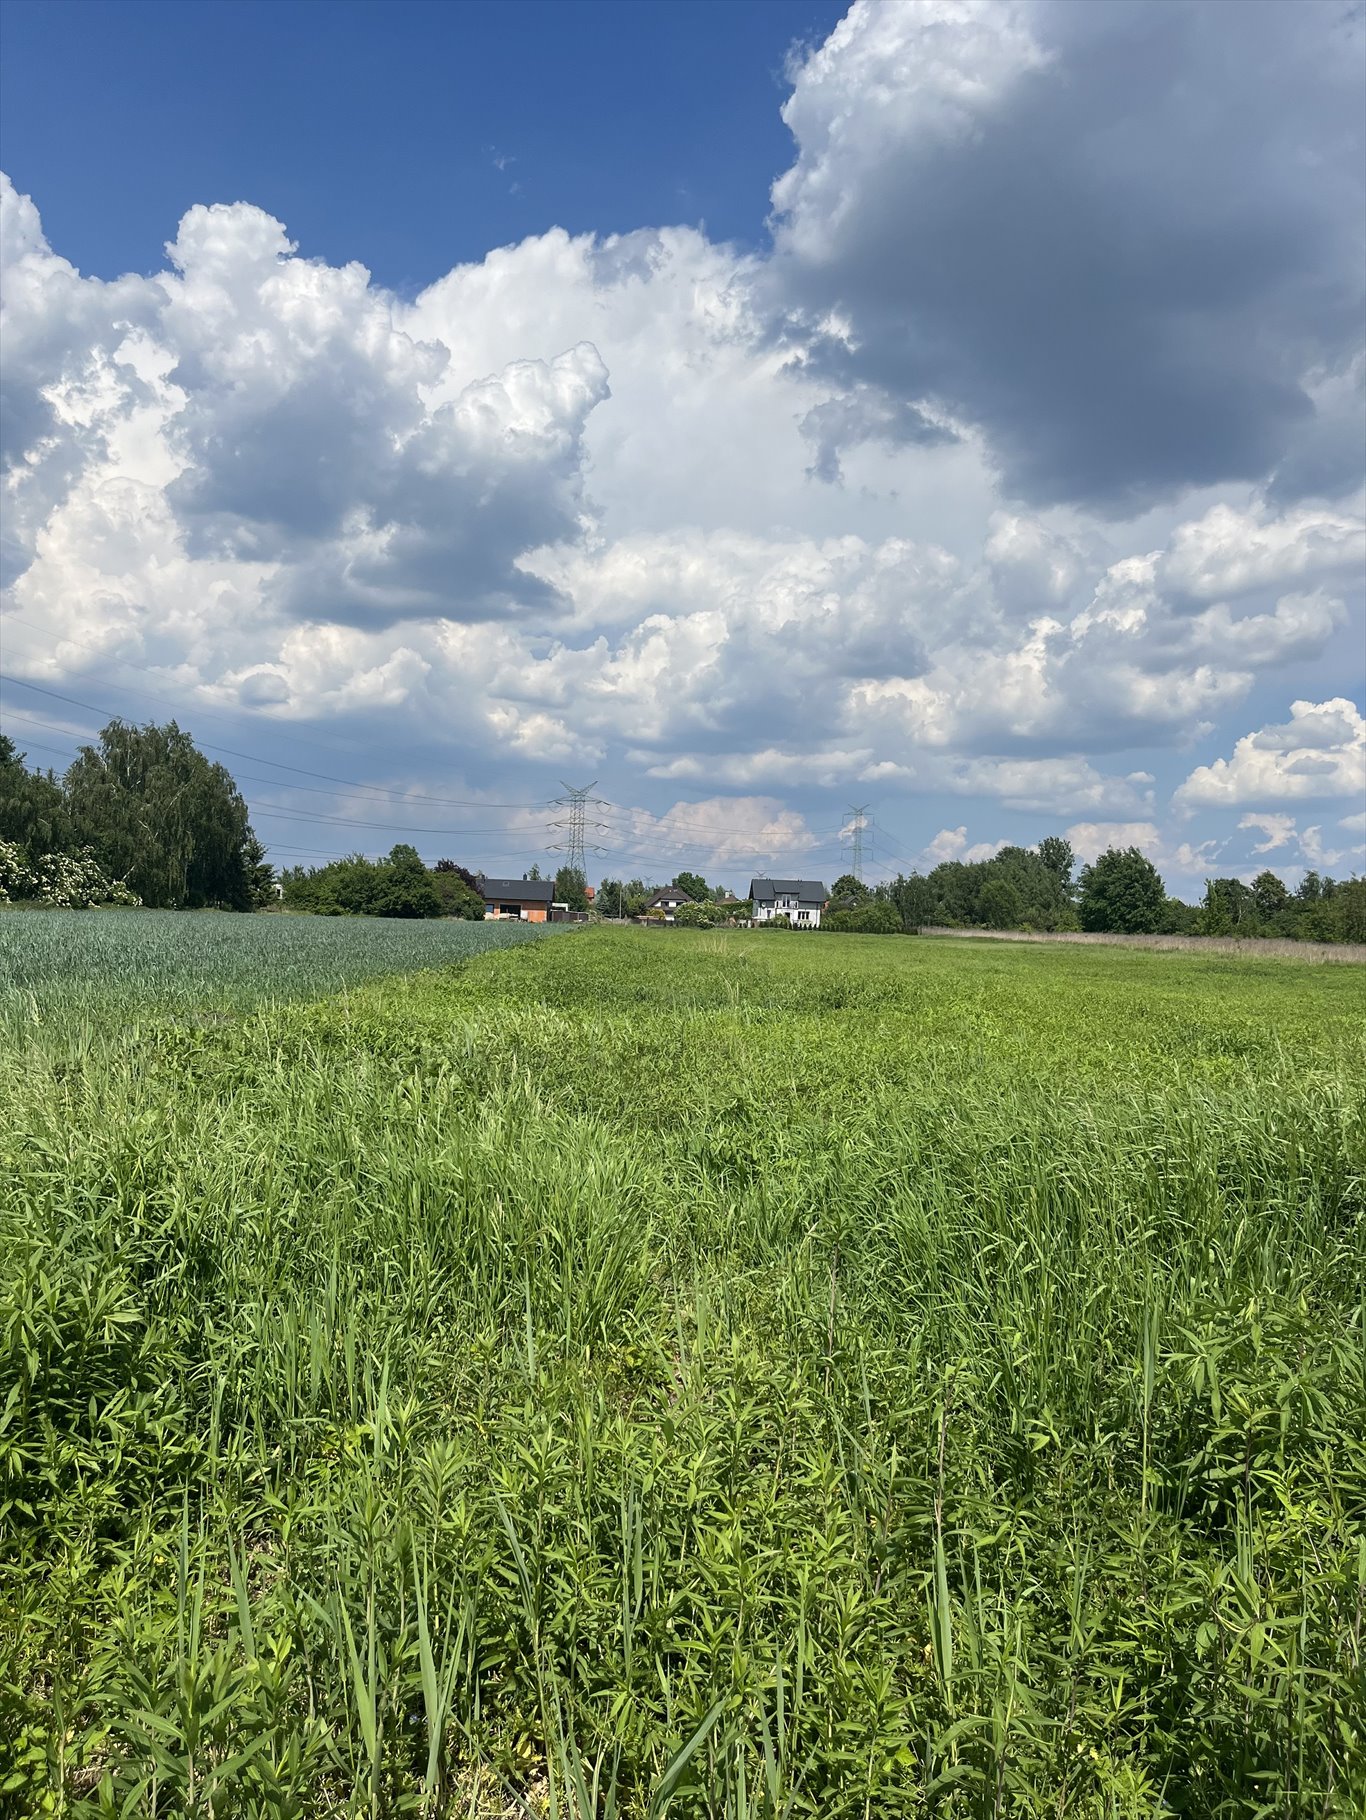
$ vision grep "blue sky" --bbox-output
[1,0,1362,892]
[1,0,844,285]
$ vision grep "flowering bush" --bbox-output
[0,841,141,908]
[0,839,32,903]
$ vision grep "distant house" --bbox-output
[748,878,828,928]
[477,875,555,922]
[645,886,692,923]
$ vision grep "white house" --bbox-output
[748,878,828,928]
[645,886,692,922]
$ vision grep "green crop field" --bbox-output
[0,908,555,1033]
[2,921,1363,1817]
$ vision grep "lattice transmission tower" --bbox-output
[548,780,610,876]
[845,803,872,882]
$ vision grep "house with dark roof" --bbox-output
[477,875,555,922]
[748,878,828,928]
[645,885,693,922]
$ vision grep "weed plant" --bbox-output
[2,926,1363,1815]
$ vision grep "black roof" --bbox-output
[748,878,828,904]
[647,886,693,905]
[477,876,555,903]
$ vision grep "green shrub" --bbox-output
[824,900,900,934]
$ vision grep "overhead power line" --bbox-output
[0,674,544,810]
[2,670,913,882]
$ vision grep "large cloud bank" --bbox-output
[2,0,1362,885]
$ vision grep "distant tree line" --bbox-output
[1,726,273,909]
[7,726,1359,941]
[826,841,1365,944]
[279,851,509,919]
[279,855,596,919]
[280,846,451,919]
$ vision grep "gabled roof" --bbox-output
[647,886,692,906]
[748,878,828,904]
[477,876,555,903]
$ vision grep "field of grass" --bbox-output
[0,908,555,1033]
[2,922,1363,1816]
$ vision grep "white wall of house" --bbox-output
[752,892,823,928]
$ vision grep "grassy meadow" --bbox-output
[2,920,1363,1816]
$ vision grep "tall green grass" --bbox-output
[2,926,1363,1815]
[0,907,555,1036]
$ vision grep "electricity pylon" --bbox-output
[548,780,610,876]
[845,804,871,882]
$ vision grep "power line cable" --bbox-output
[3,612,860,833]
[0,674,544,809]
[593,802,848,844]
[1,733,77,765]
[3,671,883,875]
[0,707,551,824]
[249,803,553,836]
[591,810,850,855]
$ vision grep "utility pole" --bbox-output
[845,804,871,883]
[548,780,610,879]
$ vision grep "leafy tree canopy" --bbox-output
[282,845,442,918]
[554,866,589,911]
[978,876,1024,929]
[1078,847,1166,934]
[1251,870,1290,919]
[64,720,262,910]
[598,877,650,916]
[431,859,485,919]
[1035,836,1075,897]
[1,735,73,858]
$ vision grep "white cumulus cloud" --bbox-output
[1174,700,1366,810]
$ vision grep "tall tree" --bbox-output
[370,844,442,918]
[672,871,708,902]
[598,876,647,916]
[242,832,277,910]
[886,873,934,930]
[0,735,73,857]
[1077,847,1165,934]
[1251,870,1290,921]
[1199,877,1254,935]
[64,720,261,909]
[554,866,589,911]
[431,858,485,919]
[978,876,1023,929]
[1036,835,1075,899]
